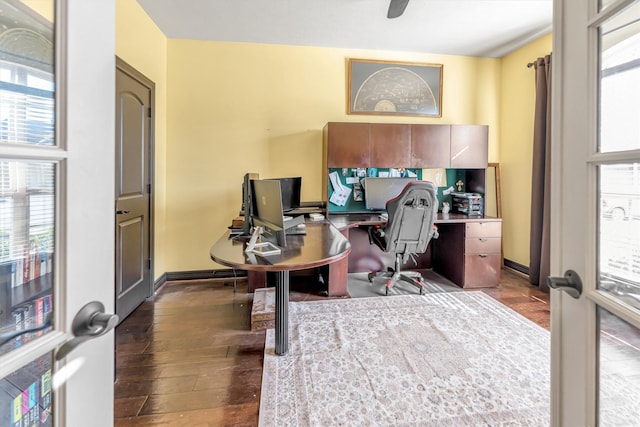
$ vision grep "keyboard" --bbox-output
[286,207,323,215]
[285,224,307,235]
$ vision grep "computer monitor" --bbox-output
[363,177,417,210]
[241,172,259,235]
[250,179,287,247]
[272,177,302,212]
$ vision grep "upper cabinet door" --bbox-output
[450,125,489,168]
[370,123,411,167]
[326,122,370,167]
[411,124,451,168]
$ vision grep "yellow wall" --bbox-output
[115,0,168,280]
[165,40,502,271]
[115,5,549,275]
[499,34,552,267]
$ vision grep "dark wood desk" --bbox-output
[329,213,503,288]
[209,221,350,355]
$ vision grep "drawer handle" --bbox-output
[479,238,488,242]
[479,254,488,258]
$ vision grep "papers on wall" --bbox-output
[345,177,359,184]
[329,171,351,206]
[423,168,447,187]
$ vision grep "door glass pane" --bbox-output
[0,351,53,426]
[598,164,640,303]
[0,160,54,356]
[0,0,55,147]
[599,1,640,153]
[598,307,640,425]
[600,0,620,12]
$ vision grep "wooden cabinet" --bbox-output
[433,219,502,288]
[410,124,451,168]
[450,124,489,168]
[370,123,411,167]
[325,122,488,169]
[325,122,370,167]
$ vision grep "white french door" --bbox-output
[0,0,115,426]
[552,0,640,425]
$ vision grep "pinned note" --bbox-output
[329,171,352,206]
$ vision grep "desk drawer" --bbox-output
[466,237,501,254]
[463,253,501,288]
[465,222,501,238]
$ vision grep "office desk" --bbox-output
[209,221,350,355]
[329,213,503,288]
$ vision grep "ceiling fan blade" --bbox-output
[387,0,410,18]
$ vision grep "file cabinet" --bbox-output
[433,219,502,288]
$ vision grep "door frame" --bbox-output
[115,56,155,304]
[550,0,640,425]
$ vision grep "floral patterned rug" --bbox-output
[259,292,551,426]
[347,270,461,298]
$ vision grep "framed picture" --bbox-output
[347,58,443,117]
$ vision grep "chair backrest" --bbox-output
[384,180,439,258]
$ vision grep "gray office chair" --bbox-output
[367,181,439,295]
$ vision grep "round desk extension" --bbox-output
[210,221,350,355]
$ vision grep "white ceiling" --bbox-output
[136,0,553,58]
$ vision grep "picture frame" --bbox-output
[347,58,443,118]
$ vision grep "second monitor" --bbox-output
[273,176,302,212]
[363,177,416,211]
[250,178,305,248]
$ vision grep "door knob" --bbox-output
[55,301,119,360]
[547,269,582,299]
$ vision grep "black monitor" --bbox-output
[241,172,259,235]
[272,177,301,212]
[250,179,287,247]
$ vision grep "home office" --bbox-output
[107,2,640,426]
[7,0,640,425]
[321,121,502,291]
[215,120,501,301]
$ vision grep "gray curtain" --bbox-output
[529,54,552,291]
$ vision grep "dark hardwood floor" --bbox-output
[114,268,549,426]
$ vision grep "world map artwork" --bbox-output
[353,66,438,115]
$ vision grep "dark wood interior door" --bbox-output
[115,59,153,322]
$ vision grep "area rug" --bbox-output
[347,269,461,298]
[259,292,550,426]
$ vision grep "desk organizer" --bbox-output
[451,192,484,216]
